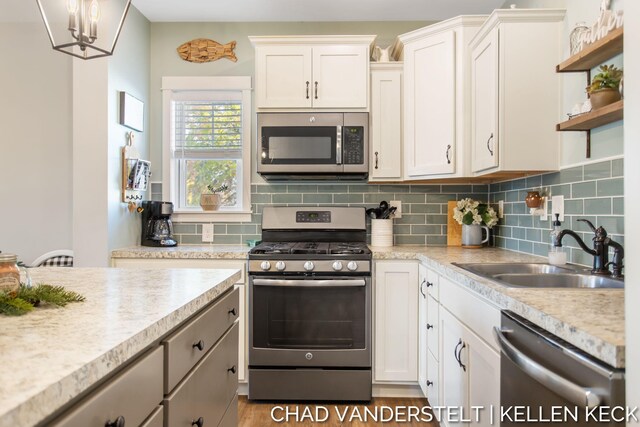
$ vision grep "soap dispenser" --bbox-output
[548,214,567,265]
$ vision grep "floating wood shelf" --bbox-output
[557,27,623,72]
[556,100,624,131]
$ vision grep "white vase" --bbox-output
[461,224,489,247]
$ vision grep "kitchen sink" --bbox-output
[453,263,624,289]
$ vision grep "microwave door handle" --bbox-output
[493,327,601,408]
[336,125,342,165]
[253,278,365,287]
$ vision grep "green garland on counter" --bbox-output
[0,283,85,316]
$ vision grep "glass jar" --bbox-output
[569,22,589,55]
[0,253,21,294]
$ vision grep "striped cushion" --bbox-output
[39,256,74,267]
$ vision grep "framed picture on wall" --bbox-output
[119,91,144,132]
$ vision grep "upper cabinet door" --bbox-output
[404,31,456,178]
[370,65,403,181]
[471,28,499,173]
[255,46,312,108]
[312,46,369,108]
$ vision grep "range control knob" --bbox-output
[303,261,315,271]
[347,261,358,271]
[332,261,343,271]
[260,261,271,271]
[275,261,286,271]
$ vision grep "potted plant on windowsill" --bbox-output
[587,64,623,110]
[200,183,228,211]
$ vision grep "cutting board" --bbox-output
[447,201,462,246]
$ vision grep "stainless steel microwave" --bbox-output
[257,112,369,180]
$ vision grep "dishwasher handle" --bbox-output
[493,327,601,409]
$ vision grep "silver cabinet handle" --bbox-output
[487,133,494,156]
[493,327,601,408]
[419,279,426,298]
[375,151,379,169]
[253,278,365,288]
[336,125,342,165]
[314,81,318,99]
[305,81,310,99]
[446,144,451,164]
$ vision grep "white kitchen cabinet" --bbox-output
[250,36,375,109]
[369,63,403,181]
[470,9,565,177]
[440,308,500,427]
[374,261,418,383]
[111,258,248,383]
[399,16,486,180]
[439,275,501,427]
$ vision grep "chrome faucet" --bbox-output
[553,218,624,278]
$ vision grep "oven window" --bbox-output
[252,283,366,350]
[261,126,337,164]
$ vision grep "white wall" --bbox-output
[624,0,639,417]
[73,6,151,266]
[0,2,72,265]
[503,0,624,166]
[148,21,430,185]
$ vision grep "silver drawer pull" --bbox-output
[191,417,204,427]
[192,340,205,351]
[228,365,237,374]
[228,308,237,316]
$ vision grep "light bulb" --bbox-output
[89,0,100,39]
[89,0,100,22]
[67,0,79,14]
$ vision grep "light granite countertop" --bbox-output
[110,244,625,368]
[111,244,250,260]
[0,267,241,427]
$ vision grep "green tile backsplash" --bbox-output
[168,158,624,268]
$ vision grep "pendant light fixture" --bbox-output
[36,0,132,60]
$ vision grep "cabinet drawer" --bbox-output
[164,288,239,393]
[164,322,239,427]
[439,276,500,351]
[52,346,163,427]
[218,394,239,427]
[426,350,439,407]
[425,268,439,301]
[427,295,439,359]
[141,406,163,427]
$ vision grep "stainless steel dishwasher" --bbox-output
[494,311,625,426]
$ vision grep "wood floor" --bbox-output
[238,396,439,426]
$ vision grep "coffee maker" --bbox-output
[141,201,177,247]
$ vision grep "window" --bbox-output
[162,77,252,222]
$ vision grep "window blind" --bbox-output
[174,100,242,159]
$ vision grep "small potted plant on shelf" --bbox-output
[587,64,623,110]
[200,183,228,211]
[453,198,498,248]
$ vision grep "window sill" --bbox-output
[171,210,252,223]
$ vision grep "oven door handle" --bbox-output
[493,327,601,409]
[252,278,366,287]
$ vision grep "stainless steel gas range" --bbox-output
[248,206,372,401]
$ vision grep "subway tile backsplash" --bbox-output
[171,158,624,268]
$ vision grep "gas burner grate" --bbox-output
[250,242,295,254]
[291,242,330,254]
[329,243,369,255]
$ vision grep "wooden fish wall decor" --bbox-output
[177,39,238,63]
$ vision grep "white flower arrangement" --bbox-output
[453,198,498,228]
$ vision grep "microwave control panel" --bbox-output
[342,126,364,164]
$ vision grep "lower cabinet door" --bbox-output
[164,323,239,427]
[440,309,467,427]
